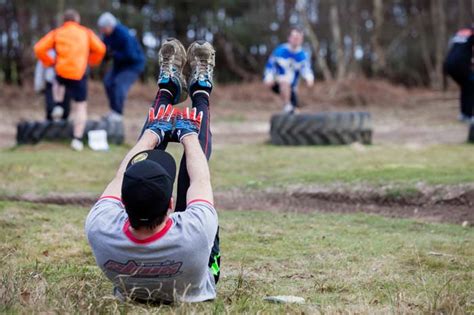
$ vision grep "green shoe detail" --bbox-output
[210,253,220,276]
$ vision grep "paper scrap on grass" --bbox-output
[264,295,305,304]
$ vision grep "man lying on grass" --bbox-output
[85,39,219,303]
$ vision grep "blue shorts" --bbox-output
[56,75,88,102]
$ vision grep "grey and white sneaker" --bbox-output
[158,38,188,104]
[103,111,123,123]
[71,138,84,151]
[283,103,295,114]
[187,40,215,96]
[458,114,471,123]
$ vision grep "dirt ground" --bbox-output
[1,79,472,225]
[0,78,469,147]
[3,183,473,225]
[215,184,474,225]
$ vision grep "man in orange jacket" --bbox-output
[34,9,106,151]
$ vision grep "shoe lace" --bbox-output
[195,58,211,81]
[160,55,175,78]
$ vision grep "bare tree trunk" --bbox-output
[2,0,15,84]
[0,2,6,84]
[472,0,474,20]
[215,35,258,81]
[296,0,333,81]
[457,0,467,28]
[56,0,64,25]
[4,33,13,85]
[348,0,362,76]
[330,3,346,80]
[417,7,436,86]
[14,0,33,85]
[371,0,386,76]
[431,0,446,90]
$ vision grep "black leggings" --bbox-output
[44,82,71,120]
[139,90,212,209]
[444,56,474,118]
[140,90,220,283]
[271,83,298,107]
[448,72,474,118]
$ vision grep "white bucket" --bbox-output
[88,130,109,151]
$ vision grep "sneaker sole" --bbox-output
[187,41,215,93]
[187,40,216,68]
[159,38,188,103]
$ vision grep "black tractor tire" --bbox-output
[42,121,61,140]
[21,121,41,144]
[270,112,373,146]
[30,121,50,144]
[56,120,73,139]
[86,118,125,145]
[16,121,29,144]
[16,119,125,145]
[106,119,125,145]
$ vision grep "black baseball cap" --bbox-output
[121,149,176,227]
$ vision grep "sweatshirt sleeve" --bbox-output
[88,30,106,66]
[300,51,314,83]
[34,31,56,67]
[263,48,277,83]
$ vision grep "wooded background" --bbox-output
[1,0,473,88]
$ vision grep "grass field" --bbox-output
[0,201,472,313]
[1,143,474,196]
[0,143,473,313]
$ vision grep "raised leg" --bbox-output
[138,38,187,147]
[173,40,220,283]
[175,91,212,212]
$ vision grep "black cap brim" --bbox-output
[127,149,177,183]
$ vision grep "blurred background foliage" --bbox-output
[0,0,473,87]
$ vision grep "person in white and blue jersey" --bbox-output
[264,28,314,114]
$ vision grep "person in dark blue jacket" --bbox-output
[98,12,145,121]
[444,25,474,123]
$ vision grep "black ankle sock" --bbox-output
[190,84,212,97]
[191,91,210,107]
[158,80,178,98]
[73,136,83,141]
[153,89,174,108]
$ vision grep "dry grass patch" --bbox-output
[1,201,472,313]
